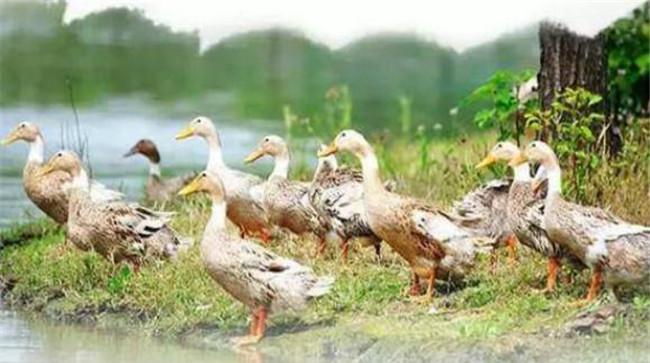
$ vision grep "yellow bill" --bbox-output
[508,152,527,167]
[475,154,496,169]
[175,125,195,140]
[317,143,338,157]
[1,132,18,146]
[38,164,56,177]
[177,176,202,196]
[244,149,265,164]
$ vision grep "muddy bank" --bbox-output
[3,291,648,363]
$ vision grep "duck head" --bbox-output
[244,135,288,164]
[2,122,41,145]
[124,139,161,163]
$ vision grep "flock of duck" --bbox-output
[2,117,649,345]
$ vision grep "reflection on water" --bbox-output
[0,306,238,363]
[0,100,279,227]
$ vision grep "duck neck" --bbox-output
[544,162,562,197]
[359,149,385,194]
[28,135,45,164]
[511,162,531,182]
[204,196,227,238]
[206,133,226,171]
[271,150,290,179]
[148,161,161,177]
[67,169,91,208]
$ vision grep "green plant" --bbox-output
[462,69,537,141]
[524,87,606,201]
[605,5,650,117]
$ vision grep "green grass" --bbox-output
[1,131,649,344]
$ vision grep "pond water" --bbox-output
[0,100,281,228]
[0,306,240,363]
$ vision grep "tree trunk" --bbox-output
[538,22,622,154]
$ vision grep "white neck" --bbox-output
[205,199,227,233]
[28,135,45,163]
[544,164,562,196]
[148,162,161,177]
[206,134,226,171]
[271,153,290,179]
[360,151,384,193]
[71,169,90,190]
[512,163,531,182]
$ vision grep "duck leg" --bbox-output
[373,242,382,263]
[506,234,518,265]
[584,265,603,302]
[407,272,421,296]
[534,257,560,294]
[424,268,437,302]
[233,307,267,346]
[571,265,603,307]
[316,237,327,257]
[260,228,272,245]
[339,239,350,263]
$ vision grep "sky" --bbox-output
[63,0,646,51]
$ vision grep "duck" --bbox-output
[518,141,650,302]
[319,130,493,301]
[309,145,383,262]
[476,141,584,292]
[1,122,123,225]
[124,139,197,202]
[175,116,272,243]
[412,210,494,279]
[245,136,335,255]
[39,150,190,268]
[177,171,334,346]
[452,178,518,267]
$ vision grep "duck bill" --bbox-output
[177,177,201,196]
[175,125,195,140]
[123,146,137,158]
[244,149,264,164]
[1,132,19,146]
[317,144,338,157]
[38,164,56,177]
[475,154,496,169]
[508,153,527,167]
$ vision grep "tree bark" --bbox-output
[538,22,621,154]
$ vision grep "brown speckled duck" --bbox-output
[452,179,518,267]
[40,151,190,268]
[175,116,272,243]
[178,171,333,346]
[245,136,336,255]
[320,130,493,301]
[520,141,650,303]
[477,141,584,292]
[309,145,383,262]
[124,139,197,203]
[2,122,122,225]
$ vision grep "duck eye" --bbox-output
[264,137,269,142]
[196,118,202,123]
[19,124,25,128]
[497,144,502,148]
[341,132,347,138]
[57,152,62,157]
[420,217,426,223]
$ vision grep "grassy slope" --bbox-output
[1,132,649,350]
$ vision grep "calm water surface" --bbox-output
[0,100,280,227]
[0,306,239,363]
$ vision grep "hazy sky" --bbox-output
[63,0,645,51]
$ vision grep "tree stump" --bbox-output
[538,22,621,153]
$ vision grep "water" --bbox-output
[0,306,237,363]
[0,100,279,227]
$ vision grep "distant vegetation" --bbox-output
[0,1,646,134]
[0,0,538,133]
